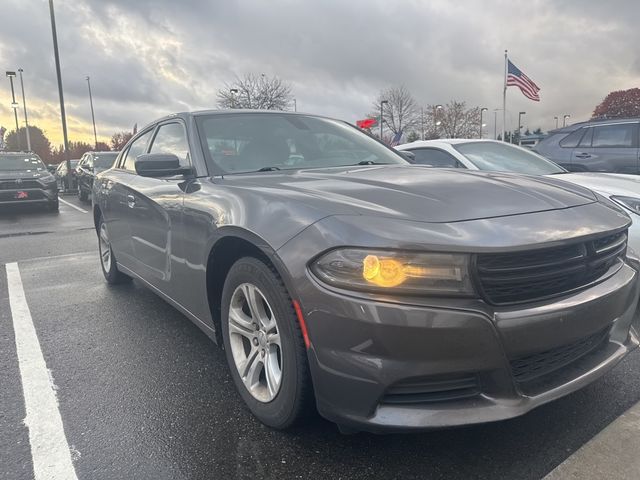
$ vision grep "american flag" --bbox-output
[390,130,403,147]
[507,60,540,102]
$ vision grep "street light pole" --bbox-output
[480,107,488,139]
[434,104,443,137]
[563,114,570,127]
[421,107,425,140]
[48,0,71,189]
[493,109,498,139]
[17,69,31,152]
[554,116,558,129]
[86,76,98,148]
[230,88,238,108]
[380,100,388,141]
[293,98,297,112]
[6,71,20,150]
[518,111,526,146]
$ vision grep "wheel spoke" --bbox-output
[242,284,264,322]
[265,353,281,397]
[228,308,255,339]
[242,349,263,391]
[267,332,280,347]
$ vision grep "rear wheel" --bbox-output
[98,218,131,284]
[221,257,313,429]
[47,198,59,212]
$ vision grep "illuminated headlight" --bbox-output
[611,196,640,215]
[310,248,474,295]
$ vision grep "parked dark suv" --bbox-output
[0,152,59,211]
[76,151,119,202]
[534,118,640,174]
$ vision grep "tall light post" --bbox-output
[17,69,31,151]
[230,88,238,108]
[518,111,526,146]
[554,116,558,129]
[6,71,20,150]
[380,99,388,141]
[434,104,443,137]
[420,107,425,140]
[493,109,501,139]
[49,0,71,190]
[293,98,297,112]
[563,114,570,127]
[86,76,98,148]
[480,107,488,139]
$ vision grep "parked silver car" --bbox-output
[93,111,638,433]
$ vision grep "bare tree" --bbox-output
[370,86,419,137]
[424,101,480,139]
[217,74,293,110]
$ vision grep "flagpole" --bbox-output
[502,49,507,142]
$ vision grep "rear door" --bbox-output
[106,129,155,269]
[571,122,639,174]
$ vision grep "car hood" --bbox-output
[553,172,640,198]
[222,165,598,223]
[0,169,49,181]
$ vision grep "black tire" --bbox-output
[220,257,313,429]
[97,216,131,285]
[48,198,59,212]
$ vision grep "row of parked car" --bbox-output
[89,110,640,434]
[51,151,120,201]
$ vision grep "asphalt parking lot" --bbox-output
[2,195,640,480]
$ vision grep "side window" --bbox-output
[559,128,585,148]
[121,130,153,172]
[409,148,461,168]
[149,122,190,167]
[592,124,636,148]
[578,128,593,147]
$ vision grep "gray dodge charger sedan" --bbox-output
[92,111,639,433]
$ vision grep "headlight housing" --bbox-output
[310,248,474,296]
[611,196,640,216]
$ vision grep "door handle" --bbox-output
[575,153,591,159]
[126,194,136,208]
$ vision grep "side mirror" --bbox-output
[135,153,190,177]
[399,151,416,163]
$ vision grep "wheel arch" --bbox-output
[205,227,298,344]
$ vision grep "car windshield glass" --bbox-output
[197,113,407,174]
[0,154,47,171]
[453,142,565,175]
[94,153,119,169]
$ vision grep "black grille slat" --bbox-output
[477,232,627,305]
[382,375,480,405]
[0,180,42,190]
[511,328,610,383]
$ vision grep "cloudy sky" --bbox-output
[0,0,638,146]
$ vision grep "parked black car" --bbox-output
[54,159,80,191]
[534,118,640,174]
[0,152,58,211]
[93,110,637,433]
[76,151,119,202]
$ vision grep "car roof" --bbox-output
[547,117,640,135]
[397,139,497,149]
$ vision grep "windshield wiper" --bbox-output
[354,160,390,166]
[257,166,281,172]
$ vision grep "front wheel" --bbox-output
[220,257,313,429]
[98,218,131,284]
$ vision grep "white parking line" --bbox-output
[544,400,640,479]
[6,263,79,480]
[59,197,88,214]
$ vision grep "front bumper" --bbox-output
[300,262,638,433]
[0,186,58,206]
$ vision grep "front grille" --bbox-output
[476,231,627,305]
[0,179,42,190]
[511,328,610,384]
[382,375,480,405]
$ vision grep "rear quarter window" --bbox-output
[559,128,585,148]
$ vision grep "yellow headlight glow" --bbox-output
[362,255,407,287]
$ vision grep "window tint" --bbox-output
[409,148,461,168]
[578,128,593,147]
[121,130,153,171]
[453,141,565,175]
[196,113,406,174]
[149,122,190,167]
[591,124,636,148]
[559,128,585,148]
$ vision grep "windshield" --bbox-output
[196,113,407,174]
[94,153,119,169]
[0,154,47,172]
[453,142,565,175]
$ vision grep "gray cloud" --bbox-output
[1,0,639,143]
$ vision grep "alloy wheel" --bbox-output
[99,222,112,273]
